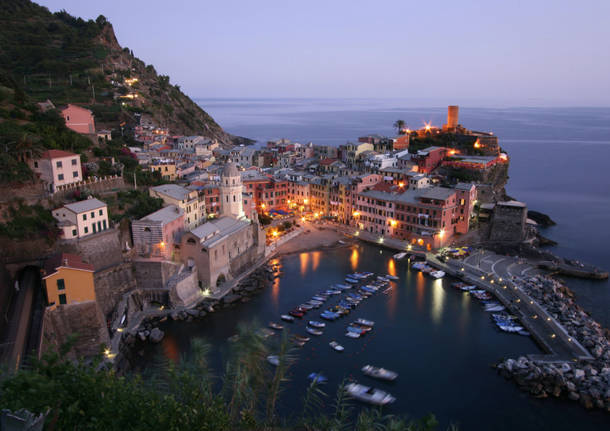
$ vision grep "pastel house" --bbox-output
[31,149,83,192]
[61,104,95,134]
[42,253,95,308]
[52,197,109,239]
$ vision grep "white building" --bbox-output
[220,161,245,219]
[31,150,83,192]
[52,197,109,239]
[149,184,203,230]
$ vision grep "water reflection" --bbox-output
[271,274,280,307]
[350,247,359,271]
[415,271,425,311]
[312,251,321,272]
[161,334,180,363]
[431,279,445,325]
[299,252,309,276]
[387,259,396,276]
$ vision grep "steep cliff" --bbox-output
[0,0,248,146]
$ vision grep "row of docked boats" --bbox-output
[451,282,529,336]
[411,262,445,279]
[266,270,398,405]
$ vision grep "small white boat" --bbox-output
[346,383,396,406]
[308,320,326,328]
[345,331,360,339]
[329,341,344,352]
[306,326,323,336]
[361,365,398,381]
[430,270,445,279]
[356,318,375,327]
[267,355,279,366]
[280,314,295,322]
[268,322,284,330]
[393,252,407,260]
[385,274,399,280]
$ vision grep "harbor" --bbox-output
[131,243,608,430]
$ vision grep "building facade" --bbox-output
[42,253,95,308]
[52,198,109,239]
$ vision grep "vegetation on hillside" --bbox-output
[0,200,59,241]
[0,0,237,143]
[0,325,455,431]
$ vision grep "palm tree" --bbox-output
[393,120,406,135]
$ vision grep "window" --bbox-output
[99,209,103,216]
[91,211,95,218]
[34,161,38,168]
[72,229,77,236]
[57,279,65,290]
[71,159,77,166]
[84,226,88,234]
[93,223,97,233]
[56,161,62,168]
[58,174,64,181]
[73,171,79,177]
[59,294,67,305]
[83,214,87,220]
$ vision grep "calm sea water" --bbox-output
[198,99,610,327]
[136,100,610,428]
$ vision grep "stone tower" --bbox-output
[220,160,245,219]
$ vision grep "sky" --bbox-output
[36,0,610,106]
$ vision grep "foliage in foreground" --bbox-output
[0,324,458,431]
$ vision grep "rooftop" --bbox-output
[40,149,77,160]
[62,198,106,214]
[43,253,94,278]
[151,184,193,201]
[139,205,184,224]
[189,217,251,247]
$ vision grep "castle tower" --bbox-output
[220,160,245,219]
[444,105,459,130]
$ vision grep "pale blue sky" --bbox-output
[36,0,610,106]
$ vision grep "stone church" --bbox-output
[179,161,265,290]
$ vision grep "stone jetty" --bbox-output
[496,275,610,411]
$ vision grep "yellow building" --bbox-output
[42,253,95,308]
[149,160,177,181]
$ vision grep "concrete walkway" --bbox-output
[426,253,592,362]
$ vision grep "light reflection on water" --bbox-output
[311,251,321,272]
[299,252,308,276]
[415,271,425,312]
[350,247,359,271]
[431,279,445,325]
[161,333,180,363]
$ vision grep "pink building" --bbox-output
[412,146,447,173]
[31,149,83,192]
[61,104,95,134]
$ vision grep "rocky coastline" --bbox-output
[496,275,610,411]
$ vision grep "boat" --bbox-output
[349,323,372,333]
[393,252,407,260]
[312,295,327,301]
[320,311,340,321]
[345,383,396,406]
[267,355,279,366]
[308,320,326,328]
[430,270,445,279]
[452,282,466,289]
[268,322,284,330]
[356,318,375,327]
[294,334,310,342]
[345,277,359,284]
[335,283,352,290]
[258,328,275,338]
[292,339,306,347]
[385,274,399,280]
[289,310,304,318]
[411,262,427,270]
[345,331,361,338]
[308,372,328,384]
[306,326,323,336]
[377,276,388,282]
[299,303,314,310]
[361,365,398,381]
[280,314,294,322]
[329,341,344,352]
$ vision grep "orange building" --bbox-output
[42,253,95,308]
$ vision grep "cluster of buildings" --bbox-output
[40,105,511,312]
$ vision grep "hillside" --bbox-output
[0,0,247,145]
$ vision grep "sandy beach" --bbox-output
[273,221,352,256]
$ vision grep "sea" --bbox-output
[135,99,609,430]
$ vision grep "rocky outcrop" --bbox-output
[528,210,556,227]
[496,275,610,411]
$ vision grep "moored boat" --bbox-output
[361,365,398,381]
[393,252,407,260]
[345,331,360,338]
[329,341,344,351]
[306,326,323,336]
[280,314,294,322]
[267,355,279,366]
[385,274,399,280]
[268,322,284,330]
[345,383,396,405]
[430,270,445,279]
[356,318,375,327]
[308,320,326,328]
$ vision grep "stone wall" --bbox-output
[168,267,200,308]
[490,203,528,243]
[59,228,123,271]
[229,244,263,279]
[133,260,180,290]
[52,176,126,201]
[40,301,110,359]
[94,263,137,319]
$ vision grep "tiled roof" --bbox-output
[62,198,106,213]
[41,149,77,160]
[43,253,94,278]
